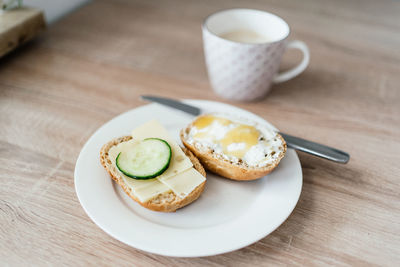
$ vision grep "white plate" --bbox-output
[74,100,302,257]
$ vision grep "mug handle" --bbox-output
[273,40,310,83]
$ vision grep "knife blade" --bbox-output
[140,95,350,164]
[141,95,201,116]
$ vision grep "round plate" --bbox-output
[74,100,302,257]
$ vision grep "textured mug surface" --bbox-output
[202,9,309,101]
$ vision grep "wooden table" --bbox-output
[1,0,399,265]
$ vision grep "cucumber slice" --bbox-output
[116,138,172,179]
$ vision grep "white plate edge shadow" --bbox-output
[74,99,303,257]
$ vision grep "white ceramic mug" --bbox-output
[202,9,310,101]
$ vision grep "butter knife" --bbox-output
[140,95,350,164]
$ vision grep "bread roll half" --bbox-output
[180,114,287,181]
[100,136,206,212]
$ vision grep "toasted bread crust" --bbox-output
[100,136,206,212]
[180,129,286,181]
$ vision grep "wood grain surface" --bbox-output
[1,0,399,265]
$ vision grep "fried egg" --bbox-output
[184,113,285,167]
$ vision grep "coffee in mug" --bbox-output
[219,30,272,44]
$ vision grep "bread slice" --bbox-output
[180,123,286,181]
[100,136,206,212]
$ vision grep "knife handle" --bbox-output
[279,133,350,163]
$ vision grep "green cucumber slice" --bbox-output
[116,138,172,179]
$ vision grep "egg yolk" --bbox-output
[192,115,260,158]
[221,125,259,158]
[193,115,231,129]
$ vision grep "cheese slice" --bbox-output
[159,168,206,198]
[106,120,205,203]
[133,180,172,201]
